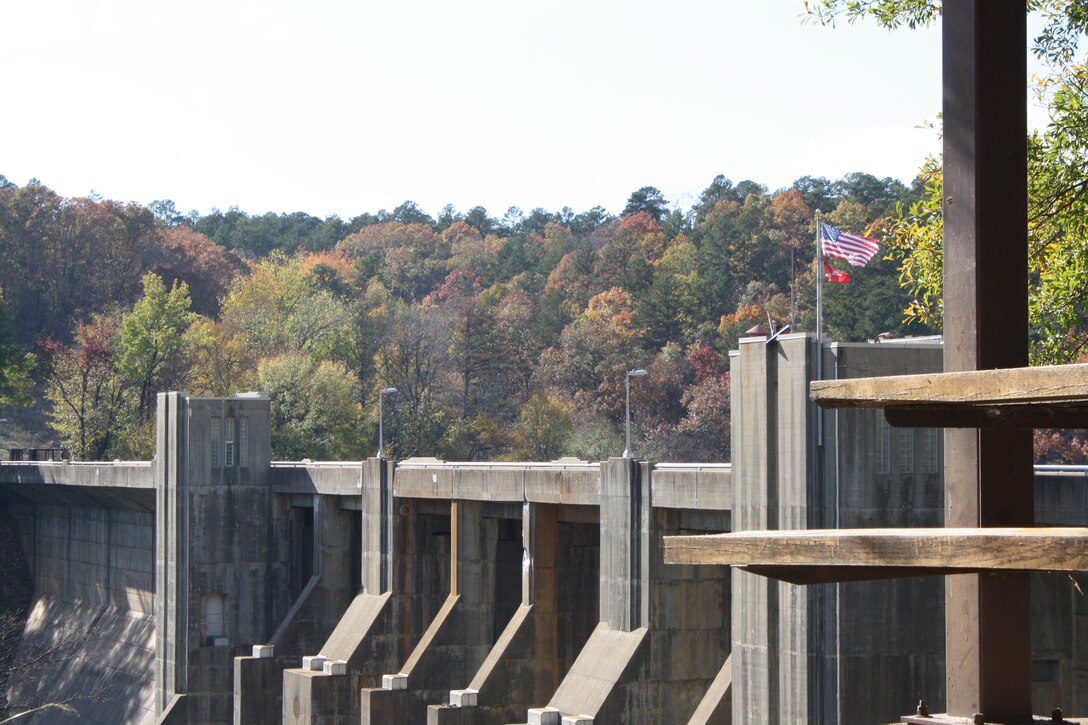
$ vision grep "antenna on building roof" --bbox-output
[767,324,790,345]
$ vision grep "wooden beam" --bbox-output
[663,527,1088,572]
[941,2,1032,714]
[901,715,1088,724]
[808,364,1088,428]
[809,364,1088,409]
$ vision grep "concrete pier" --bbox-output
[729,335,946,723]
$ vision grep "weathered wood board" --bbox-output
[809,364,1088,408]
[663,527,1088,573]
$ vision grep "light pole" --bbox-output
[377,387,398,459]
[623,369,648,458]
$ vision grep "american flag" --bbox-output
[820,222,880,267]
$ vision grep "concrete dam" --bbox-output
[2,335,1088,723]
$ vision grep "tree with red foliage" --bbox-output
[641,345,730,462]
[144,227,241,316]
[39,316,126,460]
[0,182,156,345]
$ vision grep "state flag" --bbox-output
[823,262,851,284]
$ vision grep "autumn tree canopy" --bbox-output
[3,168,934,462]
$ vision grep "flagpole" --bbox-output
[815,210,824,446]
[815,209,823,377]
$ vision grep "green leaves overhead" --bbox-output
[802,0,941,30]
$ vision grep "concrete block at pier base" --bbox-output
[561,716,593,724]
[252,644,274,658]
[235,653,283,725]
[449,688,478,706]
[301,655,325,671]
[382,672,408,690]
[282,668,355,725]
[360,686,407,724]
[528,706,562,725]
[322,659,347,675]
[427,704,469,724]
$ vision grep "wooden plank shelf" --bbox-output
[662,527,1088,585]
[809,364,1088,428]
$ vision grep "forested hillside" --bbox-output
[0,172,932,463]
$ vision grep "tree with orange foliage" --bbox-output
[594,212,662,294]
[717,301,789,352]
[338,222,449,301]
[535,288,645,426]
[771,189,814,325]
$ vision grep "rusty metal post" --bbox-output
[942,1,1032,719]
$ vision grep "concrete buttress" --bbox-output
[428,501,596,725]
[361,499,513,725]
[280,457,411,725]
[537,458,731,724]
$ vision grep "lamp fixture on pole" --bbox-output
[623,369,648,458]
[378,387,398,459]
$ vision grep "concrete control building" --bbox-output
[1,334,1087,723]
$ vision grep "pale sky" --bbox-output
[1,1,946,220]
